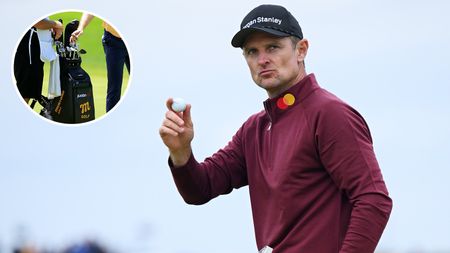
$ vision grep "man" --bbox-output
[14,18,63,104]
[70,13,130,112]
[159,4,392,253]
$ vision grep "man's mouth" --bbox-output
[259,69,275,77]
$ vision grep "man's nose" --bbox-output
[257,52,269,65]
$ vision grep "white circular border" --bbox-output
[10,8,134,127]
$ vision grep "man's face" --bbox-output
[243,32,307,98]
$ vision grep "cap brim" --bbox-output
[231,27,290,48]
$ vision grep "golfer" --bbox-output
[70,13,130,112]
[159,4,392,253]
[14,18,63,104]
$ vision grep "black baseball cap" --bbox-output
[231,4,303,48]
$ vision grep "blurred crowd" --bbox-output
[12,241,110,253]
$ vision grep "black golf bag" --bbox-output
[33,19,95,123]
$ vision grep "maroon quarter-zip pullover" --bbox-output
[170,74,392,253]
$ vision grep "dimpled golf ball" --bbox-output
[171,98,186,112]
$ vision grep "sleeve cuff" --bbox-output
[168,152,198,174]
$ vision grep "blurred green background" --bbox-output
[35,11,130,119]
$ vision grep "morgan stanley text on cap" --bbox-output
[231,4,303,48]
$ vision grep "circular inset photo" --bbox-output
[12,10,131,124]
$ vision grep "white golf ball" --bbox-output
[171,98,187,112]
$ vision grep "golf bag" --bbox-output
[33,19,95,123]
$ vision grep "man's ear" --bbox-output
[297,39,309,62]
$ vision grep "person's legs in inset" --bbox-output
[102,30,128,112]
[14,28,44,105]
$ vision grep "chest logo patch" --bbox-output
[276,93,296,110]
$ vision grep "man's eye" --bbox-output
[268,45,278,51]
[246,49,256,55]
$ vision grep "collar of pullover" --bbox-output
[263,73,319,123]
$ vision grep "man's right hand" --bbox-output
[70,29,83,44]
[159,98,194,167]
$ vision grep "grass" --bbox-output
[34,11,129,120]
